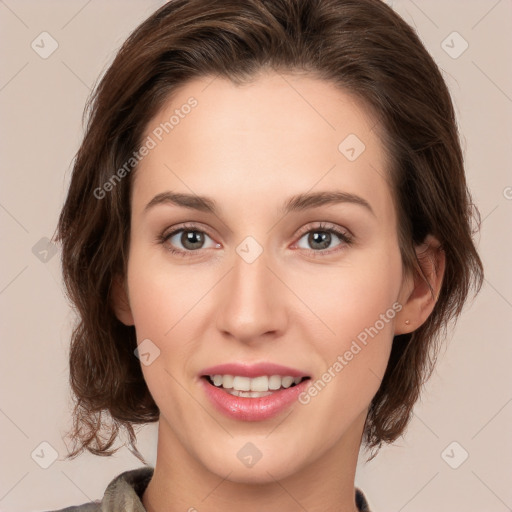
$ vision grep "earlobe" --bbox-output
[394,234,445,335]
[110,274,135,326]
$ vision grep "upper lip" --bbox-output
[200,362,310,378]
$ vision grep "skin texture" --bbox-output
[112,72,445,512]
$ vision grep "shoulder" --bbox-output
[39,466,154,512]
[40,502,100,512]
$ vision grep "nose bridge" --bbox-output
[216,245,286,342]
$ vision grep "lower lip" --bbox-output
[200,377,311,421]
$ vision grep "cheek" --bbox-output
[292,243,402,337]
[125,245,227,400]
[126,247,207,338]
[126,254,199,419]
[291,245,402,396]
[295,281,398,434]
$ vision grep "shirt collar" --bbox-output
[100,466,371,511]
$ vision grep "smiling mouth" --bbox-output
[202,374,311,398]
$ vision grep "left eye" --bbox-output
[295,226,352,252]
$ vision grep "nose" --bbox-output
[215,247,288,345]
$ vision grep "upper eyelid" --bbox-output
[164,222,214,239]
[295,222,351,237]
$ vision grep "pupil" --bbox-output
[310,231,330,250]
[183,230,204,249]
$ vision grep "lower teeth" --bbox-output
[225,389,275,398]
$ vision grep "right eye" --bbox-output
[158,223,220,257]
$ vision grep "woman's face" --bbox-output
[118,72,413,483]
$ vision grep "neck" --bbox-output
[142,410,366,512]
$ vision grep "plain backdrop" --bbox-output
[1,1,511,511]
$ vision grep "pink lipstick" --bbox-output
[199,362,311,421]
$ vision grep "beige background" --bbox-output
[1,1,511,511]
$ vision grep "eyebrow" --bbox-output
[143,190,375,217]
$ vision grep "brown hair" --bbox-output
[54,0,484,464]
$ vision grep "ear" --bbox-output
[110,273,135,326]
[394,234,445,335]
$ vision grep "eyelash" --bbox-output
[156,222,354,259]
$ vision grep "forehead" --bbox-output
[132,72,394,224]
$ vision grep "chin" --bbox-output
[202,441,307,484]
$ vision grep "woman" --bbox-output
[50,0,483,510]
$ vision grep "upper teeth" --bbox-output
[209,375,303,391]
